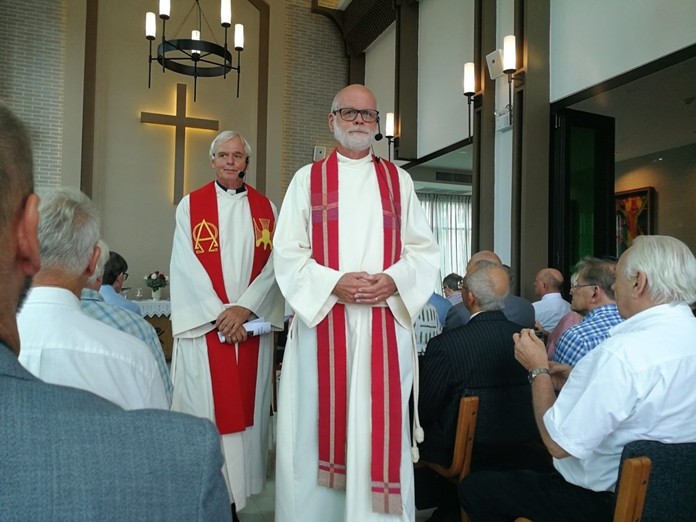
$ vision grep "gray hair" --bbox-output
[465,264,509,311]
[209,130,252,160]
[0,102,34,232]
[86,239,110,287]
[621,235,696,305]
[37,188,100,278]
[574,256,617,300]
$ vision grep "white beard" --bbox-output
[333,124,375,151]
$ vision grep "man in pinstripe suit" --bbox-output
[415,262,534,521]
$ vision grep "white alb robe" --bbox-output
[169,184,284,510]
[273,153,440,521]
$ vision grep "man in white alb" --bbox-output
[273,84,440,521]
[169,131,284,517]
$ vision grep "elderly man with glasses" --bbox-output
[273,84,440,521]
[551,256,623,366]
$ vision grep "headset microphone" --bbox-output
[374,116,383,141]
[239,157,249,178]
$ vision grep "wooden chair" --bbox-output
[515,439,696,522]
[514,455,651,522]
[420,396,478,522]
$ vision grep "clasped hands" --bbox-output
[513,328,572,391]
[333,272,396,304]
[216,305,252,344]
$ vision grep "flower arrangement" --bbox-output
[144,270,169,291]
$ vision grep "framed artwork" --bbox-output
[615,187,655,255]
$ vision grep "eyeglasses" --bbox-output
[332,108,379,123]
[122,272,129,281]
[570,283,595,293]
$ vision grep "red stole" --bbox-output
[311,149,404,514]
[189,181,274,434]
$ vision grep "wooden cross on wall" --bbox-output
[141,83,219,203]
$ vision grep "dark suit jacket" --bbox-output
[0,343,231,521]
[444,295,535,331]
[418,311,532,466]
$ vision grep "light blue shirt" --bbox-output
[81,288,173,405]
[99,284,141,315]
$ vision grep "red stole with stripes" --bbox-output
[311,149,404,514]
[189,181,274,434]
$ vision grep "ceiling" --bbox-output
[569,55,696,162]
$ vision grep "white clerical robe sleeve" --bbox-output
[383,168,440,326]
[273,166,343,328]
[235,220,285,331]
[170,195,224,337]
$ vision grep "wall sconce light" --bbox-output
[385,112,396,161]
[463,62,476,139]
[502,35,517,125]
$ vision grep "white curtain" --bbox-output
[417,193,472,283]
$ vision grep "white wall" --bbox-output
[550,0,696,101]
[492,0,514,264]
[418,0,475,158]
[365,22,396,161]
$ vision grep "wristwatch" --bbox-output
[528,367,550,384]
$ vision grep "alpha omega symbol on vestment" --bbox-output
[253,218,274,250]
[192,219,220,254]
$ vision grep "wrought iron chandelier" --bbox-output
[145,0,244,101]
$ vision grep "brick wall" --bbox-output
[281,0,347,192]
[0,0,66,189]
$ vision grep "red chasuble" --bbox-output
[311,150,404,514]
[189,181,274,434]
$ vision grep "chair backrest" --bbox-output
[466,384,539,446]
[615,440,696,522]
[422,396,479,481]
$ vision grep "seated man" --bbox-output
[442,272,464,306]
[81,239,173,406]
[18,188,168,410]
[100,250,141,314]
[460,235,696,522]
[532,267,571,332]
[0,101,229,520]
[417,263,537,519]
[444,251,535,330]
[552,256,623,366]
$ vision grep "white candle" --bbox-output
[385,112,395,138]
[145,12,156,39]
[191,30,200,56]
[159,0,170,18]
[503,35,516,72]
[463,62,475,94]
[221,0,232,26]
[234,24,244,50]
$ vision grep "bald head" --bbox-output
[534,268,564,297]
[331,84,377,113]
[464,264,509,313]
[466,250,502,274]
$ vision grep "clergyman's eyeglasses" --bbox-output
[332,108,379,123]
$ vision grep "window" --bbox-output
[417,193,472,283]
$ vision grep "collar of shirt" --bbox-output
[216,180,246,195]
[80,288,104,302]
